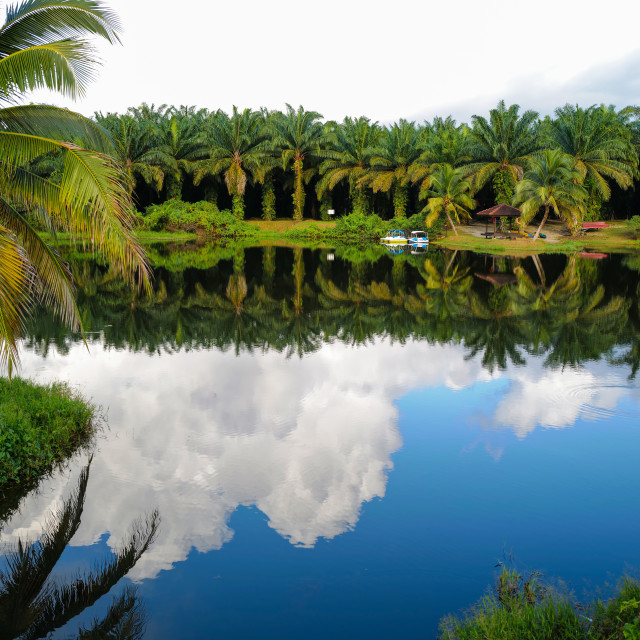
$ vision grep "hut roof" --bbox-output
[476,204,522,218]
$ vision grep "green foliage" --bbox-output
[626,216,640,238]
[440,568,640,640]
[591,577,640,640]
[492,168,515,204]
[0,378,95,489]
[333,212,390,240]
[139,200,256,238]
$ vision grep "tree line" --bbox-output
[40,101,638,235]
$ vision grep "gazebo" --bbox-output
[476,204,522,239]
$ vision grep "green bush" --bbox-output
[626,215,640,238]
[0,378,96,489]
[332,212,390,240]
[138,200,256,238]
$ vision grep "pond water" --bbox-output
[2,245,640,639]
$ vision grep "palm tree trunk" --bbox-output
[232,193,245,219]
[351,184,368,215]
[293,158,304,221]
[445,210,458,236]
[261,176,276,220]
[204,185,219,211]
[393,184,408,218]
[166,173,182,200]
[532,205,549,241]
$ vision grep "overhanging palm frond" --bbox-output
[0,0,121,53]
[0,225,31,372]
[0,104,115,152]
[0,39,98,98]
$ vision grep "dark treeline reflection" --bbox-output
[24,245,640,377]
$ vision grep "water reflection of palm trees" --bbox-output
[509,256,629,367]
[22,245,640,377]
[0,461,158,640]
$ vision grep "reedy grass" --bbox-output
[439,568,640,640]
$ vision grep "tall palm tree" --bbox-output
[317,116,382,214]
[408,117,471,191]
[0,0,149,374]
[360,120,424,218]
[193,107,266,219]
[420,164,475,236]
[158,106,206,200]
[94,111,169,196]
[513,149,587,240]
[542,104,637,213]
[465,100,540,203]
[267,104,334,220]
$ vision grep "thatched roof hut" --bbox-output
[476,204,522,237]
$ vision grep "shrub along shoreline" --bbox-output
[0,378,97,494]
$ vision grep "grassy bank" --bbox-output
[440,568,640,640]
[0,378,96,493]
[432,222,640,255]
[39,217,640,255]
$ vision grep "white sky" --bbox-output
[24,0,640,124]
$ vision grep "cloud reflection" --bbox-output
[5,338,637,579]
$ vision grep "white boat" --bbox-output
[380,229,407,244]
[408,230,429,245]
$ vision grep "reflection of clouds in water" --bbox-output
[491,361,639,438]
[6,339,491,579]
[6,340,638,579]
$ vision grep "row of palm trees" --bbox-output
[81,101,639,233]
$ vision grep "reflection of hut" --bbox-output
[476,204,522,239]
[474,272,517,286]
[474,254,517,286]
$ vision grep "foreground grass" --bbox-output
[0,378,96,492]
[440,568,640,640]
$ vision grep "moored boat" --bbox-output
[380,229,408,244]
[408,230,429,245]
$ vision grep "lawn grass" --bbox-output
[38,219,640,256]
[0,378,97,493]
[433,222,640,255]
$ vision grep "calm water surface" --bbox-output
[2,246,640,639]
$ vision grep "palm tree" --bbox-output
[465,100,540,203]
[94,111,169,197]
[542,104,637,215]
[0,0,149,374]
[193,107,266,219]
[158,106,206,200]
[360,120,424,218]
[267,104,334,220]
[420,164,475,236]
[317,116,382,214]
[408,117,471,191]
[513,149,587,240]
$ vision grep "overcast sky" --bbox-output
[27,0,640,124]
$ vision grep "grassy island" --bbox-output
[0,378,96,492]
